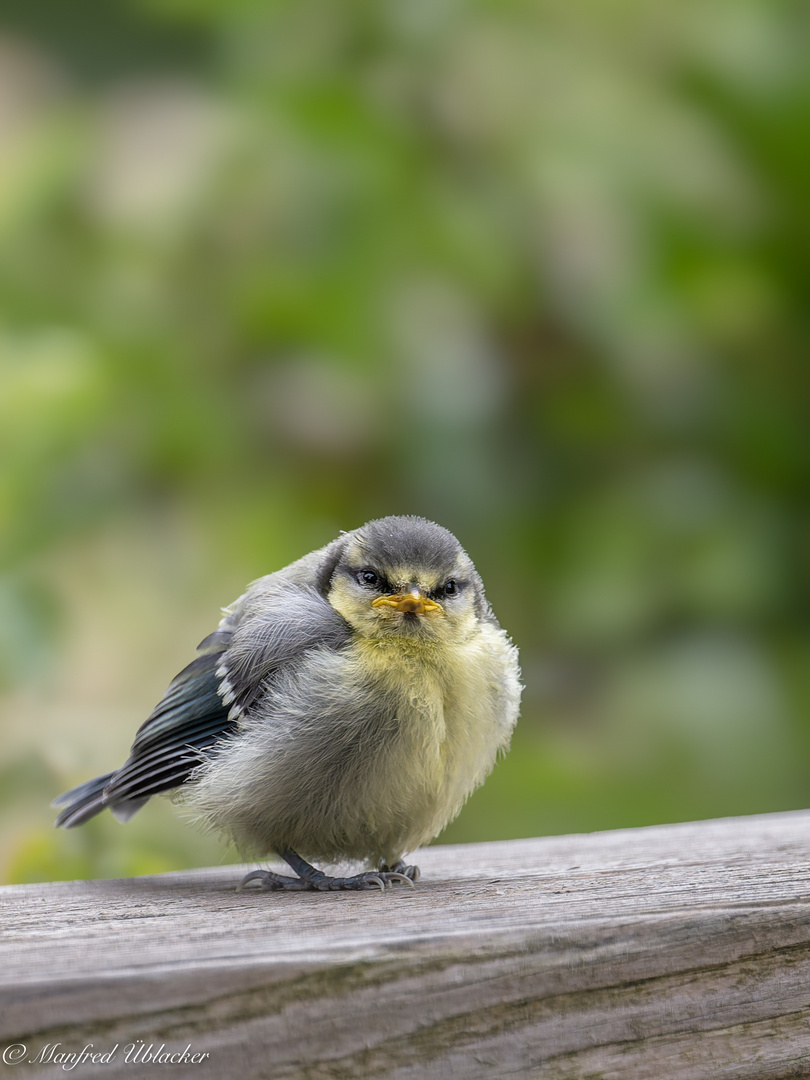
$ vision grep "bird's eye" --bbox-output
[358,569,380,588]
[443,579,458,596]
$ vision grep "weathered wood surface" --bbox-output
[3,811,810,1079]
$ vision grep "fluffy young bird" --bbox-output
[54,516,522,891]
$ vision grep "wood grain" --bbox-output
[3,811,810,1078]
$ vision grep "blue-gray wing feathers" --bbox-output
[53,577,351,828]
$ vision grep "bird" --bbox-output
[53,515,522,892]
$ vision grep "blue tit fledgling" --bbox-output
[54,516,522,891]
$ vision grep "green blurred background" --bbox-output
[1,0,808,885]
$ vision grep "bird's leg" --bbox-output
[379,857,420,882]
[238,849,415,893]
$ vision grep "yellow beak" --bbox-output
[372,588,443,615]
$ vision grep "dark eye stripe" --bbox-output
[354,567,396,592]
[428,578,464,600]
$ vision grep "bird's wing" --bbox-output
[54,575,351,827]
[215,579,351,719]
[54,628,238,826]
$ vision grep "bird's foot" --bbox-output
[380,858,420,882]
[238,868,311,892]
[238,850,416,893]
[302,868,413,892]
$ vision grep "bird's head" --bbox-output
[324,516,489,644]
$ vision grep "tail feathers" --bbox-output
[52,773,147,829]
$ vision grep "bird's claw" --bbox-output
[238,868,309,892]
[310,869,414,891]
[380,858,420,883]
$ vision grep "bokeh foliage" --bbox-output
[1,0,808,883]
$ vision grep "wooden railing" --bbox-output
[3,810,810,1078]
